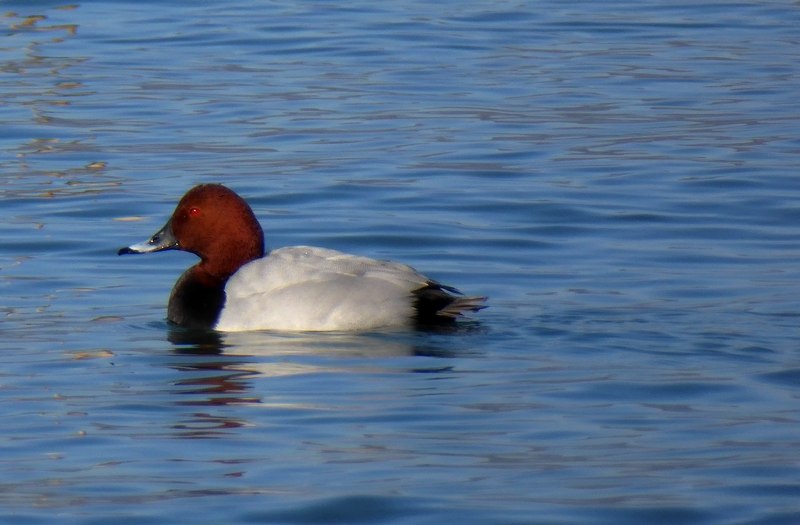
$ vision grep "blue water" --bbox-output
[2,1,799,523]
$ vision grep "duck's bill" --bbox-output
[118,221,179,255]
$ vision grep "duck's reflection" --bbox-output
[168,327,226,353]
[163,325,484,439]
[165,325,476,414]
[167,324,476,359]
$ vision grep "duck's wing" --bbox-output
[217,246,429,331]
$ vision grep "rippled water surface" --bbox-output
[2,1,799,524]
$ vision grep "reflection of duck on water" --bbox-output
[166,327,465,418]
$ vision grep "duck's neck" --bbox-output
[200,238,264,283]
[168,231,264,330]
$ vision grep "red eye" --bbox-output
[189,207,201,217]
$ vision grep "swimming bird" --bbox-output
[118,184,487,331]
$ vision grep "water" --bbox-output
[2,1,799,523]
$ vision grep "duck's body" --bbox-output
[217,246,484,331]
[119,184,487,332]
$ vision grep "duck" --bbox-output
[118,184,487,332]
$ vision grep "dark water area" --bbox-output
[1,1,799,524]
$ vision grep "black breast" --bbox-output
[167,269,226,330]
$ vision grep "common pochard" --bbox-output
[118,184,487,331]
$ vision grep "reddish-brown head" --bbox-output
[118,184,265,279]
[167,184,265,277]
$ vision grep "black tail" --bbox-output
[412,281,487,326]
